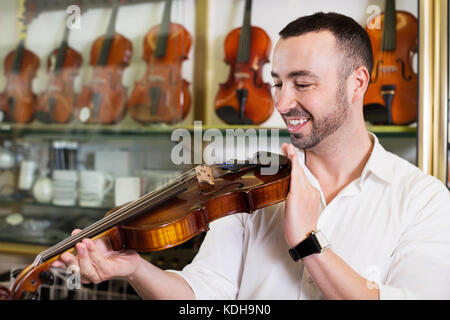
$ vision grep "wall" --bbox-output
[205,0,418,128]
[0,0,419,164]
[0,0,197,125]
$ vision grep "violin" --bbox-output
[35,23,82,123]
[1,152,290,300]
[75,0,132,124]
[128,0,192,124]
[0,0,40,124]
[363,0,418,125]
[214,0,273,125]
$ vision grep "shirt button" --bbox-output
[307,275,314,284]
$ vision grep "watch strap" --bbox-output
[288,232,322,261]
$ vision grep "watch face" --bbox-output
[314,231,329,249]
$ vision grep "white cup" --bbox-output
[18,160,37,191]
[32,176,53,203]
[114,177,142,206]
[0,149,15,169]
[52,169,78,206]
[79,170,113,207]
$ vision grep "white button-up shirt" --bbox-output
[168,134,450,299]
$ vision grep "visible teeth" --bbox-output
[289,118,308,126]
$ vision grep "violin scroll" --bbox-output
[0,286,12,300]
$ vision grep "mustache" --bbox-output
[281,108,312,119]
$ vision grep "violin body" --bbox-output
[76,33,132,124]
[364,10,418,125]
[215,26,273,125]
[35,46,82,123]
[0,48,39,123]
[128,22,192,124]
[4,153,290,299]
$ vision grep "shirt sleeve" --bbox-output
[166,213,246,300]
[379,180,450,300]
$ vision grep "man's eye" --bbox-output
[272,83,282,88]
[295,84,311,89]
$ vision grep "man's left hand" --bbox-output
[282,143,321,248]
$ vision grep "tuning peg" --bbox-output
[39,271,54,286]
[11,268,24,279]
[0,286,12,300]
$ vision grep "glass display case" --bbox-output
[0,0,202,284]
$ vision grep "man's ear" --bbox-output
[350,66,371,104]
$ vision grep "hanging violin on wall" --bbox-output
[35,22,82,124]
[363,0,418,125]
[128,0,192,124]
[75,0,132,124]
[214,0,273,125]
[0,0,40,124]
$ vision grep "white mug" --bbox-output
[0,149,15,169]
[32,176,53,203]
[114,177,142,206]
[18,160,37,191]
[52,169,78,206]
[79,170,113,207]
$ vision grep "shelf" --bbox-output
[366,125,417,138]
[0,241,48,256]
[0,119,417,139]
[0,198,111,213]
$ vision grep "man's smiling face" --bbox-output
[271,31,350,150]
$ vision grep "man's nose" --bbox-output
[274,86,297,114]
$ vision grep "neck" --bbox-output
[304,114,373,191]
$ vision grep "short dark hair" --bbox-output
[279,12,373,79]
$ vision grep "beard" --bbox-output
[288,81,349,150]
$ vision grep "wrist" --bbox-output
[288,230,329,262]
[287,226,317,248]
[127,256,145,283]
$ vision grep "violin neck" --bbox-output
[237,0,252,64]
[382,0,396,52]
[97,0,120,66]
[31,170,194,267]
[154,0,173,58]
[54,25,71,74]
[12,0,28,74]
[12,41,25,74]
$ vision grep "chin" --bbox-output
[289,133,319,150]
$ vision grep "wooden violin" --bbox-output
[35,23,82,124]
[214,0,273,125]
[363,0,418,125]
[0,0,40,124]
[1,152,290,300]
[75,0,132,124]
[128,0,192,124]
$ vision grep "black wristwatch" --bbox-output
[288,230,330,262]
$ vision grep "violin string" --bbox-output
[41,169,197,261]
[76,164,236,242]
[43,167,197,255]
[41,168,198,260]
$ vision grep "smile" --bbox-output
[285,117,310,132]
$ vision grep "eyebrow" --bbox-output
[271,70,319,79]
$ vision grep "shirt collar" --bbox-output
[295,132,394,187]
[361,133,394,185]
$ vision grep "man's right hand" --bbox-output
[51,229,142,284]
